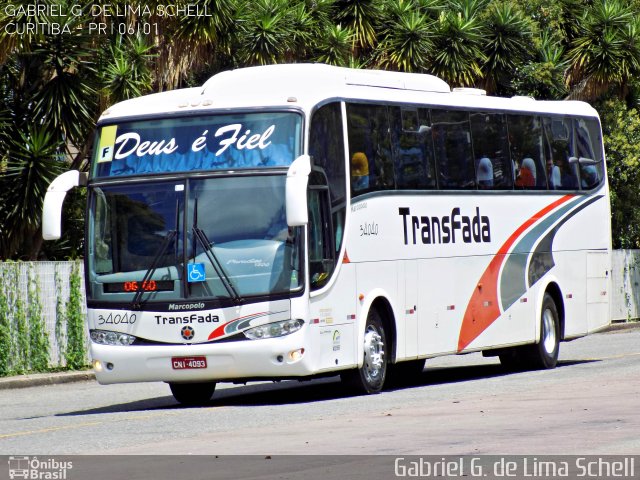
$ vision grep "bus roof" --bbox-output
[98,63,599,122]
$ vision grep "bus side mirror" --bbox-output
[286,155,311,226]
[42,170,87,240]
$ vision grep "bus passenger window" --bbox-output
[431,109,475,189]
[346,103,394,194]
[509,114,547,190]
[390,107,436,190]
[574,118,604,190]
[470,112,512,189]
[543,116,578,190]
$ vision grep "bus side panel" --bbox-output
[308,263,357,373]
[553,250,588,338]
[586,250,611,332]
[417,257,458,356]
[453,253,535,353]
[401,259,419,359]
[354,261,400,358]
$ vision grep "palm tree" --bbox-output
[315,24,354,66]
[102,35,155,105]
[428,10,486,87]
[512,32,569,99]
[566,0,639,101]
[335,0,384,57]
[0,8,100,259]
[0,128,65,259]
[375,0,434,72]
[481,2,535,95]
[159,0,238,89]
[234,0,298,66]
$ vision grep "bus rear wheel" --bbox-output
[341,309,388,394]
[499,293,560,371]
[524,293,560,369]
[169,381,216,406]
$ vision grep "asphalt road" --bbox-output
[1,326,638,458]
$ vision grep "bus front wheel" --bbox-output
[341,309,388,394]
[169,381,216,406]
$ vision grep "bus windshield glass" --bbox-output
[88,175,302,304]
[92,112,302,178]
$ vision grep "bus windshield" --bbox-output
[88,175,302,304]
[92,112,302,178]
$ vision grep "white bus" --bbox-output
[43,64,611,405]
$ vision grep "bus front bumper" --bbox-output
[90,334,312,384]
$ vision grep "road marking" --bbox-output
[0,421,103,439]
[0,410,185,440]
[579,351,640,361]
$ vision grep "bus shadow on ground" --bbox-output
[55,358,598,416]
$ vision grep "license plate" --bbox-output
[172,356,207,370]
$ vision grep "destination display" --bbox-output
[92,112,301,177]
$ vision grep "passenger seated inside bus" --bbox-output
[515,157,536,187]
[351,152,370,191]
[476,156,493,188]
[546,158,562,189]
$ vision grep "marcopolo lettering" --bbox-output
[155,313,220,325]
[399,206,491,245]
[168,302,205,311]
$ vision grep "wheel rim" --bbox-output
[542,308,557,355]
[363,325,385,384]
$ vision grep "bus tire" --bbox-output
[499,349,524,371]
[524,293,560,369]
[341,309,388,394]
[169,381,216,406]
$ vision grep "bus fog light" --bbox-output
[288,348,305,361]
[93,360,103,372]
[90,329,136,346]
[243,319,304,340]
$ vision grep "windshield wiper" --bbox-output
[130,229,177,310]
[192,198,242,303]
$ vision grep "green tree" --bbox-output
[481,2,535,95]
[234,0,299,66]
[566,0,640,100]
[429,10,486,87]
[0,4,100,259]
[0,128,65,259]
[598,98,640,248]
[375,0,434,72]
[512,32,569,99]
[335,0,384,56]
[315,24,354,66]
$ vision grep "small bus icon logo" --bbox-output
[8,456,29,479]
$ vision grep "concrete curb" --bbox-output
[0,370,95,390]
[601,321,640,333]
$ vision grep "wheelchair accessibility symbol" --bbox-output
[187,263,206,283]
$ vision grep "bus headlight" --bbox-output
[243,319,304,340]
[90,329,136,346]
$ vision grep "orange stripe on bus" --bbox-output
[457,195,574,352]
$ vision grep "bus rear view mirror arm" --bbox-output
[42,170,88,240]
[285,154,311,227]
